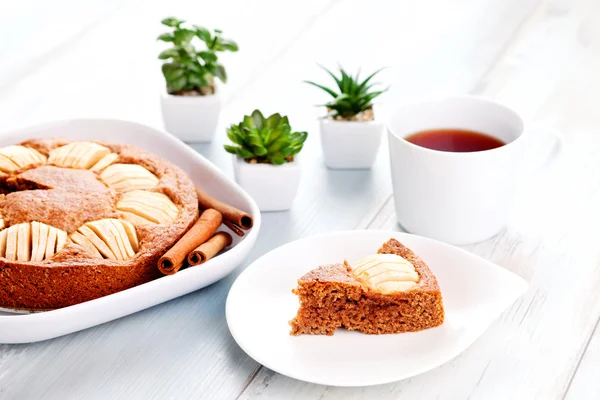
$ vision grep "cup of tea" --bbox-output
[387,95,562,245]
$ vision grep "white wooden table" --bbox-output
[1,0,599,398]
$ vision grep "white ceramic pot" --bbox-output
[232,156,301,212]
[319,117,385,169]
[160,90,221,143]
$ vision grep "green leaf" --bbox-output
[168,76,187,92]
[317,64,343,91]
[358,82,378,95]
[353,68,361,87]
[247,139,265,153]
[198,51,217,62]
[259,127,271,145]
[209,35,219,50]
[227,125,246,145]
[280,147,294,157]
[246,129,264,148]
[224,145,239,155]
[243,115,258,130]
[209,37,228,52]
[193,25,211,42]
[161,17,184,27]
[213,64,227,82]
[264,127,283,145]
[158,48,179,60]
[330,93,350,104]
[236,147,254,159]
[278,116,290,128]
[356,67,386,93]
[220,39,239,52]
[246,129,263,143]
[226,129,243,145]
[161,63,185,81]
[304,81,338,98]
[184,60,203,74]
[326,102,354,118]
[265,113,281,129]
[267,136,290,153]
[251,110,264,130]
[268,153,286,165]
[253,146,268,156]
[173,29,196,45]
[157,33,174,42]
[289,144,304,156]
[356,89,386,108]
[180,42,195,57]
[289,131,308,145]
[339,67,352,94]
[188,73,207,88]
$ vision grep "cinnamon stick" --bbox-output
[196,187,253,230]
[187,232,233,266]
[158,209,222,275]
[223,219,244,237]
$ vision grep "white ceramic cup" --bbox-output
[387,95,562,245]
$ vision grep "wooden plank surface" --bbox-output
[1,0,599,398]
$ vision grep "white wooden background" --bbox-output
[0,0,599,398]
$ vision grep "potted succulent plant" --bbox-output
[158,17,238,142]
[224,110,308,212]
[305,66,387,169]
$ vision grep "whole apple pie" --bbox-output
[0,138,198,311]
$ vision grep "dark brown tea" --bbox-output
[405,129,505,152]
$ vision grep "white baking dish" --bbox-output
[0,119,261,343]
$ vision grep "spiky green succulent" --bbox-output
[305,65,387,119]
[158,17,238,95]
[224,110,308,165]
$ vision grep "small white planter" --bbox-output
[232,156,301,212]
[160,90,221,143]
[319,117,385,169]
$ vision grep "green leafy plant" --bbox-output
[158,17,238,95]
[305,65,387,120]
[224,110,308,165]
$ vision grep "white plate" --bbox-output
[0,119,260,344]
[226,230,528,387]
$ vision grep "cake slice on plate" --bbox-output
[289,238,444,335]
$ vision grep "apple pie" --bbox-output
[290,238,444,335]
[0,138,198,310]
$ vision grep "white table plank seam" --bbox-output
[517,295,537,327]
[362,196,395,230]
[235,365,263,400]
[468,360,492,399]
[470,0,544,96]
[562,316,600,399]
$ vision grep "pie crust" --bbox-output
[0,138,198,310]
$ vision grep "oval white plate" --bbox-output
[226,230,528,387]
[0,119,260,343]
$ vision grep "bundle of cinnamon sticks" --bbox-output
[157,188,253,275]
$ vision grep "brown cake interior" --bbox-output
[289,238,445,335]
